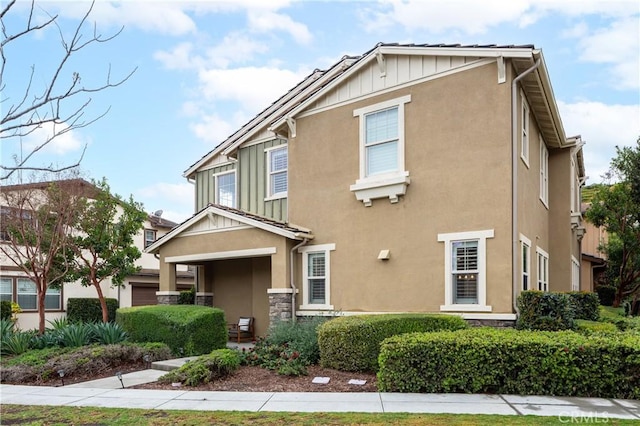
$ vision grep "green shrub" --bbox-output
[47,317,70,330]
[159,349,240,386]
[575,320,618,335]
[567,292,600,321]
[30,331,61,350]
[266,317,326,365]
[377,328,640,399]
[0,300,12,320]
[116,305,226,356]
[178,287,195,305]
[1,318,15,341]
[90,322,128,345]
[596,285,616,306]
[1,331,34,355]
[318,314,468,372]
[67,298,119,323]
[516,291,576,331]
[58,323,93,347]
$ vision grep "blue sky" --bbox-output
[2,0,639,223]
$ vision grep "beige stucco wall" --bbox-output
[548,150,573,291]
[289,62,515,315]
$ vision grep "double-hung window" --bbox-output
[17,278,37,310]
[298,243,335,310]
[540,137,549,207]
[521,91,530,167]
[351,95,411,206]
[215,170,236,208]
[571,256,580,291]
[0,278,12,302]
[266,146,287,199]
[144,229,157,248]
[438,229,493,312]
[520,234,531,291]
[537,248,549,292]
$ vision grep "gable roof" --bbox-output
[184,42,570,179]
[145,203,314,253]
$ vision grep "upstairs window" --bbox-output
[215,170,236,208]
[537,248,549,292]
[144,229,157,248]
[521,91,530,167]
[266,145,287,199]
[540,138,549,207]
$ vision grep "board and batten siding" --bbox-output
[195,163,236,212]
[238,138,287,222]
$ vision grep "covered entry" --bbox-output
[144,204,313,338]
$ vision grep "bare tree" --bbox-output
[0,172,89,333]
[0,0,136,180]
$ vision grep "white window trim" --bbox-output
[520,90,530,168]
[520,234,531,291]
[539,136,549,208]
[265,145,288,201]
[438,229,494,312]
[213,170,237,208]
[571,255,580,291]
[350,95,411,206]
[536,247,549,292]
[298,243,335,310]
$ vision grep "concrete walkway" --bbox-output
[1,381,638,418]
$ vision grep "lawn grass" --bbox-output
[1,405,638,426]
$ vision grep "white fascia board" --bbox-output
[530,50,567,148]
[165,247,276,263]
[378,45,535,59]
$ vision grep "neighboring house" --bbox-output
[146,43,586,336]
[580,202,608,292]
[0,179,193,330]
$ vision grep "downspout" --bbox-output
[511,57,541,315]
[290,238,309,322]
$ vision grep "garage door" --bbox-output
[131,285,158,306]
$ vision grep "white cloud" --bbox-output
[575,17,640,90]
[136,182,194,223]
[247,10,313,44]
[22,122,86,156]
[558,100,640,183]
[153,42,200,70]
[197,66,306,112]
[189,113,240,145]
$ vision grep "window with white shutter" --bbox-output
[299,243,335,310]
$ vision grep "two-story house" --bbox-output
[0,179,193,330]
[146,43,585,336]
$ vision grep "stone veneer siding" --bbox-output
[157,294,179,305]
[269,293,292,324]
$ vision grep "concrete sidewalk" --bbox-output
[1,382,638,418]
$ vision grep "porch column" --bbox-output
[195,266,213,306]
[268,288,294,324]
[157,261,179,304]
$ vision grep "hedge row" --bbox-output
[116,305,227,356]
[377,328,640,399]
[318,314,468,372]
[516,291,600,331]
[67,298,119,323]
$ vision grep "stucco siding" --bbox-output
[290,62,514,314]
[549,150,572,291]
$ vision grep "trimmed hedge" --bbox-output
[0,301,11,320]
[178,287,195,305]
[318,314,468,372]
[596,285,616,307]
[67,298,119,323]
[516,291,575,331]
[116,305,226,356]
[567,291,600,321]
[575,319,618,335]
[377,328,640,399]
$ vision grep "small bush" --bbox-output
[0,300,12,320]
[567,292,600,321]
[377,328,640,399]
[178,287,195,305]
[116,305,226,356]
[67,298,119,323]
[91,322,128,345]
[1,330,34,355]
[30,331,61,350]
[575,320,618,335]
[159,349,240,386]
[516,291,575,331]
[47,317,70,330]
[1,318,15,341]
[58,323,93,347]
[596,285,617,307]
[318,314,468,372]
